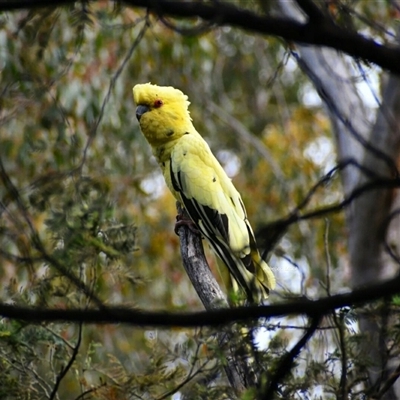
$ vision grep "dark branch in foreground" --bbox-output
[1,274,400,327]
[262,315,322,399]
[1,1,400,75]
[49,322,82,400]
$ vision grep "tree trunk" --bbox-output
[279,1,400,398]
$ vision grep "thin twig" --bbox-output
[323,220,348,399]
[260,160,400,257]
[156,360,215,400]
[262,315,322,399]
[292,50,399,177]
[372,361,400,399]
[78,12,149,170]
[324,218,331,296]
[333,311,348,400]
[49,322,83,400]
[73,383,107,400]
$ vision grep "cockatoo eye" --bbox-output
[154,99,163,108]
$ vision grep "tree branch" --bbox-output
[295,0,326,22]
[176,204,228,310]
[1,273,400,327]
[49,323,83,400]
[176,204,255,394]
[372,361,400,399]
[1,0,400,75]
[262,315,322,399]
[259,164,400,258]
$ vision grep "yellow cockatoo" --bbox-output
[133,83,275,303]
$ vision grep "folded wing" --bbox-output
[169,133,273,302]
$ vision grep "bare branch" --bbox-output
[1,1,400,74]
[259,162,400,258]
[372,362,400,399]
[176,205,228,310]
[295,0,327,22]
[49,323,83,400]
[73,383,107,400]
[262,315,322,398]
[78,12,149,171]
[1,273,400,327]
[291,50,398,177]
[176,204,254,394]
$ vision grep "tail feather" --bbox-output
[204,229,274,303]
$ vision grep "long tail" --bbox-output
[205,231,275,303]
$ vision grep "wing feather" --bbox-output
[170,134,248,250]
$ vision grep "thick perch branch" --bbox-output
[176,204,254,393]
[176,205,228,310]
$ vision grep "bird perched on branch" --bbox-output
[133,83,275,303]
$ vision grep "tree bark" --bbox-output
[176,204,257,397]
